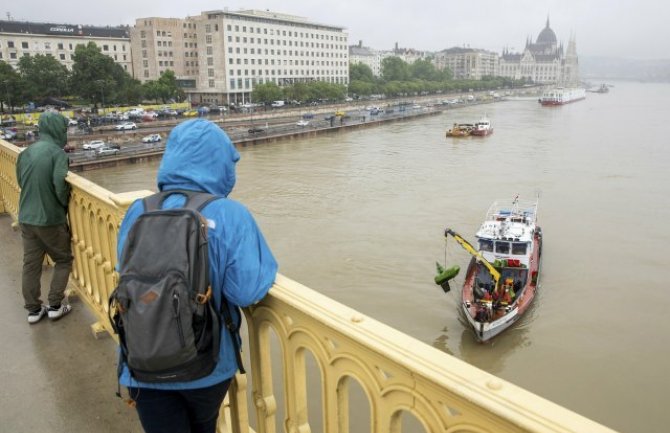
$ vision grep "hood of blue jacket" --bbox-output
[157,119,240,196]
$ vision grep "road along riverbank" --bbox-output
[68,99,499,172]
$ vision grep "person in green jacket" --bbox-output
[16,111,73,324]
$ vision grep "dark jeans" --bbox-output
[128,379,231,433]
[20,223,73,311]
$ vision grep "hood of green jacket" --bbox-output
[38,112,68,148]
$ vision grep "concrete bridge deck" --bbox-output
[0,215,142,432]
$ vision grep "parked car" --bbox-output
[0,127,18,140]
[142,111,158,121]
[66,118,78,127]
[82,140,106,150]
[209,105,227,114]
[296,120,310,127]
[142,134,161,143]
[114,122,137,131]
[97,146,120,156]
[248,126,265,134]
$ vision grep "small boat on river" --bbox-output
[445,123,474,137]
[470,117,493,136]
[587,84,609,94]
[435,196,542,342]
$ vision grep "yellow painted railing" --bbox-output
[0,139,616,433]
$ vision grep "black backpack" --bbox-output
[109,190,243,383]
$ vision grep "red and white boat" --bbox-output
[437,196,542,342]
[470,117,493,136]
[539,87,586,106]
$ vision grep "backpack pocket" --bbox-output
[117,272,198,373]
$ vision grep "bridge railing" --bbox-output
[0,139,615,433]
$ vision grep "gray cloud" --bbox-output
[4,0,667,59]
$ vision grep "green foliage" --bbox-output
[251,82,284,104]
[0,61,21,110]
[142,70,180,104]
[381,56,411,82]
[349,63,375,83]
[71,42,131,106]
[17,54,70,102]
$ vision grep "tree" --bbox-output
[381,57,411,82]
[17,54,70,102]
[0,61,21,112]
[348,80,375,98]
[349,63,375,83]
[251,82,284,105]
[70,42,132,106]
[410,59,441,81]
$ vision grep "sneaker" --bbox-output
[47,304,72,321]
[28,306,48,324]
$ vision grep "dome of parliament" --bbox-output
[536,19,557,45]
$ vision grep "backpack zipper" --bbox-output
[173,291,186,348]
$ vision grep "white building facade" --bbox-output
[132,9,349,105]
[433,47,499,80]
[0,20,132,73]
[349,41,383,76]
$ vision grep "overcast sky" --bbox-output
[4,0,667,60]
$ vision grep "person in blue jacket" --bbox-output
[116,119,278,433]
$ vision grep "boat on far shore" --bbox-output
[539,87,586,106]
[587,84,610,94]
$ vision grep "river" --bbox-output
[82,80,670,433]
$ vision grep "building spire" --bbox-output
[546,15,550,28]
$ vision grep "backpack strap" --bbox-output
[142,189,219,212]
[221,302,246,374]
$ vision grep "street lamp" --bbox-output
[2,80,10,115]
[95,80,105,115]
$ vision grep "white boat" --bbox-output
[470,117,493,136]
[539,87,586,106]
[436,196,542,342]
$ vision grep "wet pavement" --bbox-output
[0,214,142,432]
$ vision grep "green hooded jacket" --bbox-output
[16,112,70,226]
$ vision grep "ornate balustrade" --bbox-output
[0,139,615,433]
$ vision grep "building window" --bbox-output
[208,69,214,77]
[10,52,17,59]
[230,79,235,89]
[59,54,65,60]
[206,35,212,44]
[103,45,109,51]
[207,57,213,66]
[207,46,213,55]
[205,24,211,33]
[22,42,29,49]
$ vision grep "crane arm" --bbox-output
[444,228,501,286]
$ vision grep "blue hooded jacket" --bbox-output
[116,119,278,390]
